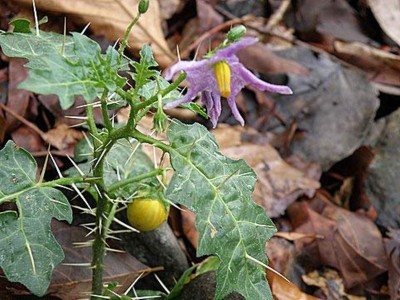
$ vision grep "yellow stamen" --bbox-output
[213,61,231,98]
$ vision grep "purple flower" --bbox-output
[164,37,293,127]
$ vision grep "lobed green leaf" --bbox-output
[166,120,276,300]
[130,44,158,92]
[0,29,127,109]
[0,141,72,296]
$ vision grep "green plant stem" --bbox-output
[131,129,170,152]
[107,72,187,142]
[118,13,141,58]
[89,127,169,299]
[89,63,185,300]
[0,176,97,204]
[106,168,163,193]
[100,89,113,131]
[85,105,100,143]
[91,141,114,299]
[132,71,186,112]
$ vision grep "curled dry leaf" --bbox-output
[266,266,318,300]
[384,229,400,300]
[11,125,46,153]
[265,237,297,276]
[181,208,199,249]
[42,122,83,152]
[12,0,175,67]
[334,40,400,88]
[302,269,366,300]
[0,112,6,143]
[272,47,379,170]
[285,0,371,44]
[289,195,387,289]
[367,0,400,47]
[236,43,310,77]
[274,231,320,242]
[6,59,34,133]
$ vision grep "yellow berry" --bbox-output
[127,198,168,231]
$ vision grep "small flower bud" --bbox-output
[227,25,246,42]
[153,107,168,133]
[138,0,149,14]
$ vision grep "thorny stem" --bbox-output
[85,105,100,144]
[0,176,97,205]
[131,129,170,153]
[91,140,114,299]
[118,12,141,59]
[107,72,186,142]
[132,71,186,113]
[100,89,113,131]
[107,168,164,194]
[90,54,185,300]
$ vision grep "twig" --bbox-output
[0,102,45,137]
[215,4,359,70]
[265,0,291,31]
[115,0,175,61]
[180,17,251,59]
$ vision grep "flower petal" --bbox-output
[202,91,221,128]
[226,96,245,126]
[211,37,258,63]
[164,88,198,108]
[232,63,293,94]
[165,59,209,80]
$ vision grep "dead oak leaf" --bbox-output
[220,142,320,217]
[48,221,149,299]
[302,269,366,300]
[290,197,387,288]
[385,229,400,300]
[42,123,83,152]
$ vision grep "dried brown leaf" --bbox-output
[286,0,371,44]
[265,237,297,275]
[159,0,182,20]
[6,59,33,133]
[290,196,387,288]
[42,123,83,152]
[334,40,400,87]
[11,125,46,153]
[213,125,320,217]
[237,43,310,77]
[196,0,223,34]
[181,208,198,249]
[367,0,400,47]
[384,229,400,300]
[48,221,148,299]
[267,267,318,300]
[302,269,366,300]
[274,231,319,242]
